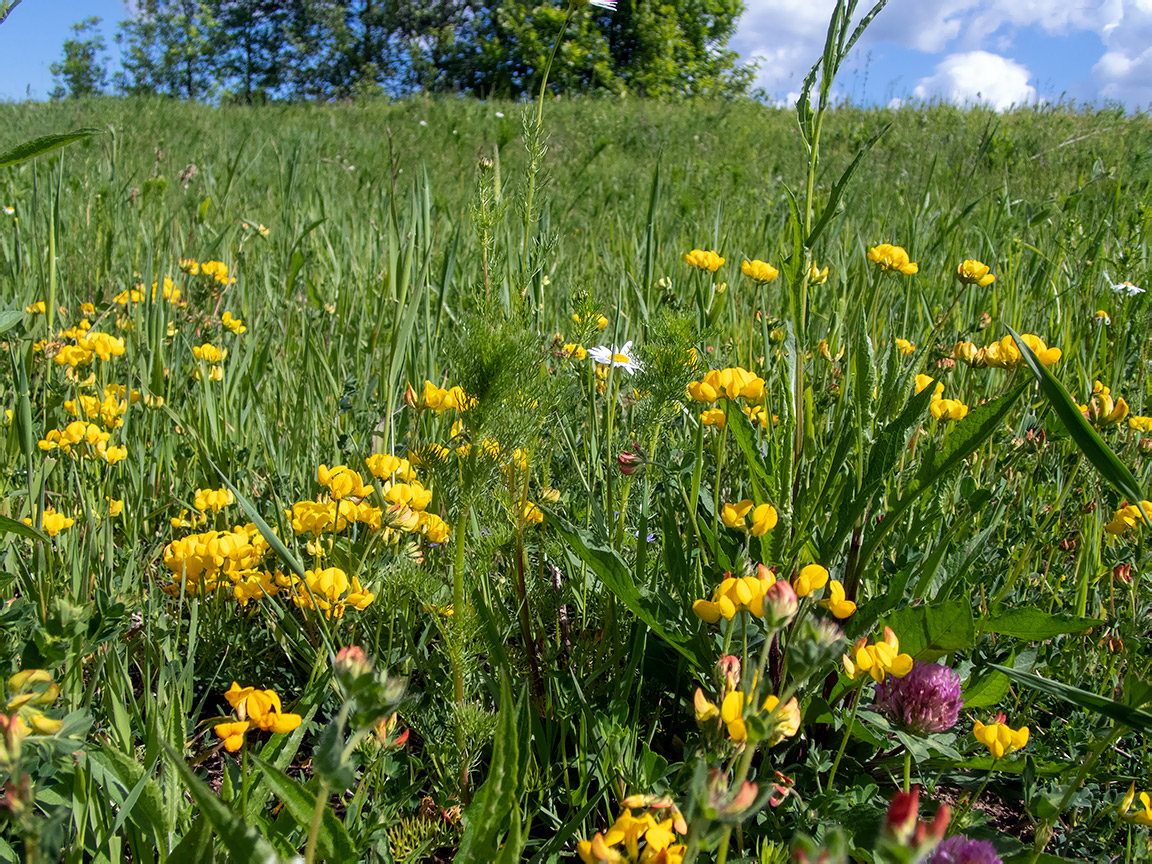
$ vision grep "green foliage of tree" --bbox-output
[106,0,750,100]
[49,17,108,100]
[115,0,221,100]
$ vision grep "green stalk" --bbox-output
[303,778,329,864]
[824,684,862,797]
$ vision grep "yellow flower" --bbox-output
[213,720,250,752]
[25,300,46,315]
[931,395,969,422]
[365,453,415,482]
[792,564,829,598]
[895,338,916,356]
[956,259,995,287]
[561,343,587,360]
[222,312,246,334]
[688,367,765,403]
[199,260,235,285]
[692,568,776,623]
[107,498,124,517]
[973,719,1029,759]
[522,501,544,525]
[720,499,777,537]
[819,580,856,618]
[1104,500,1152,536]
[700,408,726,429]
[684,249,724,272]
[842,626,914,682]
[318,464,374,500]
[1129,416,1152,432]
[808,262,830,284]
[981,334,1061,369]
[24,508,74,537]
[1119,783,1152,827]
[193,488,234,514]
[693,688,719,723]
[192,343,226,364]
[1084,381,1129,427]
[915,374,943,397]
[742,259,779,284]
[223,682,302,734]
[953,340,981,366]
[868,243,918,275]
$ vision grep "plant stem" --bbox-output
[825,684,862,797]
[304,778,329,864]
[903,749,912,793]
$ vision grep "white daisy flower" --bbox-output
[589,341,643,375]
[1106,271,1144,296]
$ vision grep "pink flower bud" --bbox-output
[763,580,798,627]
[617,444,645,476]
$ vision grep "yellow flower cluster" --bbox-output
[193,343,227,364]
[953,334,1061,369]
[289,499,380,535]
[930,391,969,422]
[23,507,74,537]
[577,803,686,864]
[221,311,246,334]
[684,249,724,272]
[53,330,126,367]
[868,243,918,274]
[194,488,234,513]
[180,259,235,285]
[895,338,916,356]
[162,524,273,600]
[688,366,765,403]
[1105,500,1152,536]
[1080,381,1129,427]
[561,342,588,360]
[318,464,373,500]
[741,259,779,284]
[720,500,778,536]
[973,718,1029,759]
[410,380,475,412]
[25,300,46,314]
[842,626,913,682]
[819,581,857,619]
[38,421,127,464]
[292,566,375,619]
[214,682,302,752]
[63,384,139,428]
[114,276,183,306]
[789,564,854,618]
[956,259,995,287]
[702,690,801,745]
[692,566,777,622]
[1130,416,1152,432]
[6,670,64,736]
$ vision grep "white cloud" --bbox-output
[732,0,1144,106]
[912,51,1036,110]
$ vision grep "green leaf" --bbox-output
[882,601,975,661]
[0,129,99,170]
[1005,323,1145,508]
[548,513,704,670]
[983,608,1103,640]
[963,670,1011,710]
[722,398,772,504]
[249,756,356,862]
[95,745,173,847]
[990,663,1152,733]
[0,311,22,335]
[161,742,280,864]
[456,677,525,864]
[0,514,48,543]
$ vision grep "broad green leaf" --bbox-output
[990,663,1152,733]
[456,676,525,864]
[548,513,704,670]
[983,608,1103,640]
[1005,323,1145,508]
[0,514,48,543]
[95,745,172,846]
[0,129,99,170]
[963,670,1011,710]
[249,756,356,862]
[161,742,280,864]
[722,398,772,504]
[0,310,22,334]
[883,601,975,661]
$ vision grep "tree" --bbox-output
[213,0,292,102]
[49,16,108,99]
[116,1,221,100]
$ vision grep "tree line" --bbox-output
[49,0,751,102]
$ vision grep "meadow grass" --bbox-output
[0,88,1151,863]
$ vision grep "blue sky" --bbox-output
[1,0,1149,109]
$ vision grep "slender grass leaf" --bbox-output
[1005,323,1145,508]
[722,398,772,504]
[808,123,890,248]
[990,663,1152,733]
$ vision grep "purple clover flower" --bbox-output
[929,835,1003,864]
[873,662,963,735]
